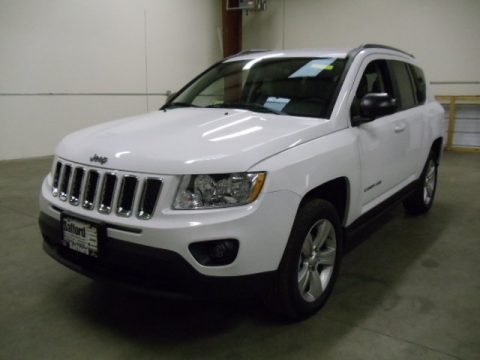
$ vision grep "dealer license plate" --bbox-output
[62,216,99,257]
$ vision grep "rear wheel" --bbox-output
[264,199,343,321]
[403,152,438,215]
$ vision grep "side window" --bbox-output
[389,60,416,110]
[351,60,394,118]
[409,64,426,104]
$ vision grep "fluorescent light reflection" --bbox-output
[210,126,263,142]
[243,53,284,70]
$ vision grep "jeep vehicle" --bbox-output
[39,44,444,320]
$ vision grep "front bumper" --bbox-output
[39,212,275,299]
[40,175,301,277]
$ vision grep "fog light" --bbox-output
[189,239,239,266]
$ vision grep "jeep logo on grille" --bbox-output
[90,154,108,165]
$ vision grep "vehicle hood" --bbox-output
[56,108,331,174]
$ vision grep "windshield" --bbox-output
[167,57,346,118]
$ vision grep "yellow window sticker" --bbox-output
[311,64,334,70]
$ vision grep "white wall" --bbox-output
[0,0,222,160]
[243,0,480,96]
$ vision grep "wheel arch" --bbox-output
[298,177,350,226]
[430,137,443,164]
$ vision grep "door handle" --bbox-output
[394,123,406,133]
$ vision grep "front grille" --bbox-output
[52,161,162,220]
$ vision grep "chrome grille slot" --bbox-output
[138,178,162,220]
[59,165,72,201]
[69,168,85,206]
[98,173,117,214]
[83,170,99,210]
[52,162,62,197]
[117,176,138,217]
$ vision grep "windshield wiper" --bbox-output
[205,102,285,115]
[163,102,199,109]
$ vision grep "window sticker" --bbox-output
[264,97,290,112]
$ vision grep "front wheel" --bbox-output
[264,199,343,321]
[403,152,438,215]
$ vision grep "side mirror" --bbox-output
[352,93,397,126]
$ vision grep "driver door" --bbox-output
[351,58,411,213]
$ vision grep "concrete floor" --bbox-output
[0,152,479,359]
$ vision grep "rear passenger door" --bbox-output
[387,60,425,179]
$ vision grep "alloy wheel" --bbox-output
[297,219,337,302]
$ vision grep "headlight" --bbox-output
[173,172,266,209]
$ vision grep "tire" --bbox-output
[403,152,438,215]
[264,199,343,321]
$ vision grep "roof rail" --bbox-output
[358,43,414,58]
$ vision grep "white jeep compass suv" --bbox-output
[39,44,444,320]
